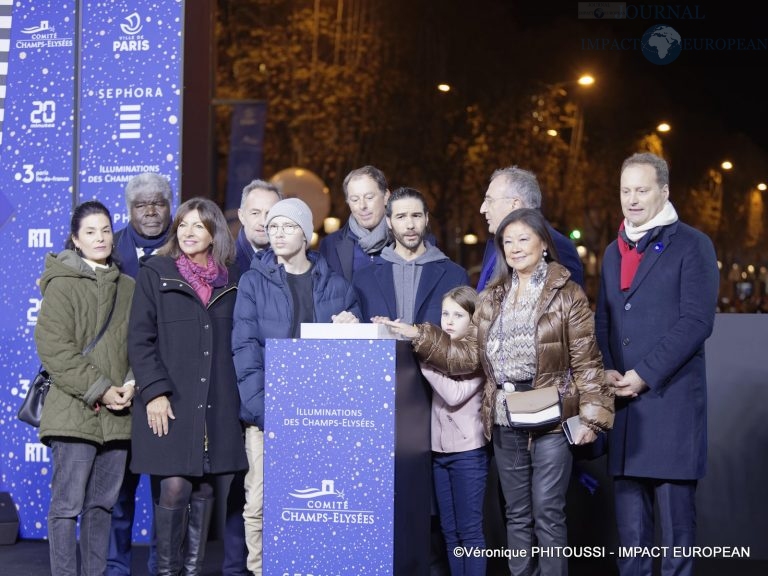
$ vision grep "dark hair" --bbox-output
[66,200,116,264]
[343,165,388,198]
[385,187,428,217]
[488,208,559,290]
[443,285,479,318]
[158,197,235,267]
[621,152,669,187]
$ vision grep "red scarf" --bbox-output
[617,222,642,291]
[175,254,223,306]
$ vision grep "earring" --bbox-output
[543,249,548,259]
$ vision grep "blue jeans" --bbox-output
[48,439,127,576]
[433,445,490,576]
[493,426,572,576]
[614,476,698,576]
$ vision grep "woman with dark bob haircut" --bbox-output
[128,197,247,575]
[405,208,614,576]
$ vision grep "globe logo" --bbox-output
[594,8,604,18]
[641,25,682,65]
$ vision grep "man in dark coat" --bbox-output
[235,179,282,274]
[319,165,391,283]
[353,187,469,326]
[108,172,172,576]
[352,187,467,576]
[596,152,719,576]
[476,166,584,290]
[112,172,173,278]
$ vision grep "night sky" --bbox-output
[417,1,768,189]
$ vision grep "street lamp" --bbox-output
[561,75,596,199]
[637,122,671,156]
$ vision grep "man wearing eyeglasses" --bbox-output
[108,172,173,576]
[477,166,584,290]
[233,198,361,576]
[319,165,391,283]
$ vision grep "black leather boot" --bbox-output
[155,504,188,576]
[182,497,215,576]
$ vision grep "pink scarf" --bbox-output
[175,254,223,306]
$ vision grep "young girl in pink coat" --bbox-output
[378,286,489,576]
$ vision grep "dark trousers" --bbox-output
[494,426,572,576]
[106,463,156,576]
[222,470,250,576]
[614,476,698,576]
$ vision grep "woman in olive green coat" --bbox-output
[34,201,135,576]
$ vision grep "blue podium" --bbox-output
[263,338,431,575]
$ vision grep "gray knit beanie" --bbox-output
[265,198,314,243]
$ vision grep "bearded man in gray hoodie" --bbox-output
[353,187,468,325]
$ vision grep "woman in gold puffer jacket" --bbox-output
[412,208,613,576]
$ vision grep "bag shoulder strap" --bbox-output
[82,287,118,355]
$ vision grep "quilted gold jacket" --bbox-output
[414,262,614,441]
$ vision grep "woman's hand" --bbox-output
[372,317,419,340]
[146,395,175,437]
[331,311,359,324]
[573,424,598,446]
[101,385,133,411]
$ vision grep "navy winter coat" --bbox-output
[352,251,469,326]
[232,250,361,428]
[596,221,718,480]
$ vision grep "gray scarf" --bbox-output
[348,216,390,255]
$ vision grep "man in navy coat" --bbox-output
[476,166,584,290]
[319,165,391,283]
[596,153,719,576]
[353,187,469,325]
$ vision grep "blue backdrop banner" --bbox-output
[224,101,267,217]
[77,0,183,228]
[0,0,184,540]
[0,0,77,540]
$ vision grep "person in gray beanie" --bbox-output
[232,196,361,574]
[265,197,315,247]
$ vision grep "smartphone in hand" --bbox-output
[562,415,582,445]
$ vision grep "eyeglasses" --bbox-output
[482,195,515,206]
[267,223,300,236]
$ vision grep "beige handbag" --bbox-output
[504,386,562,430]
